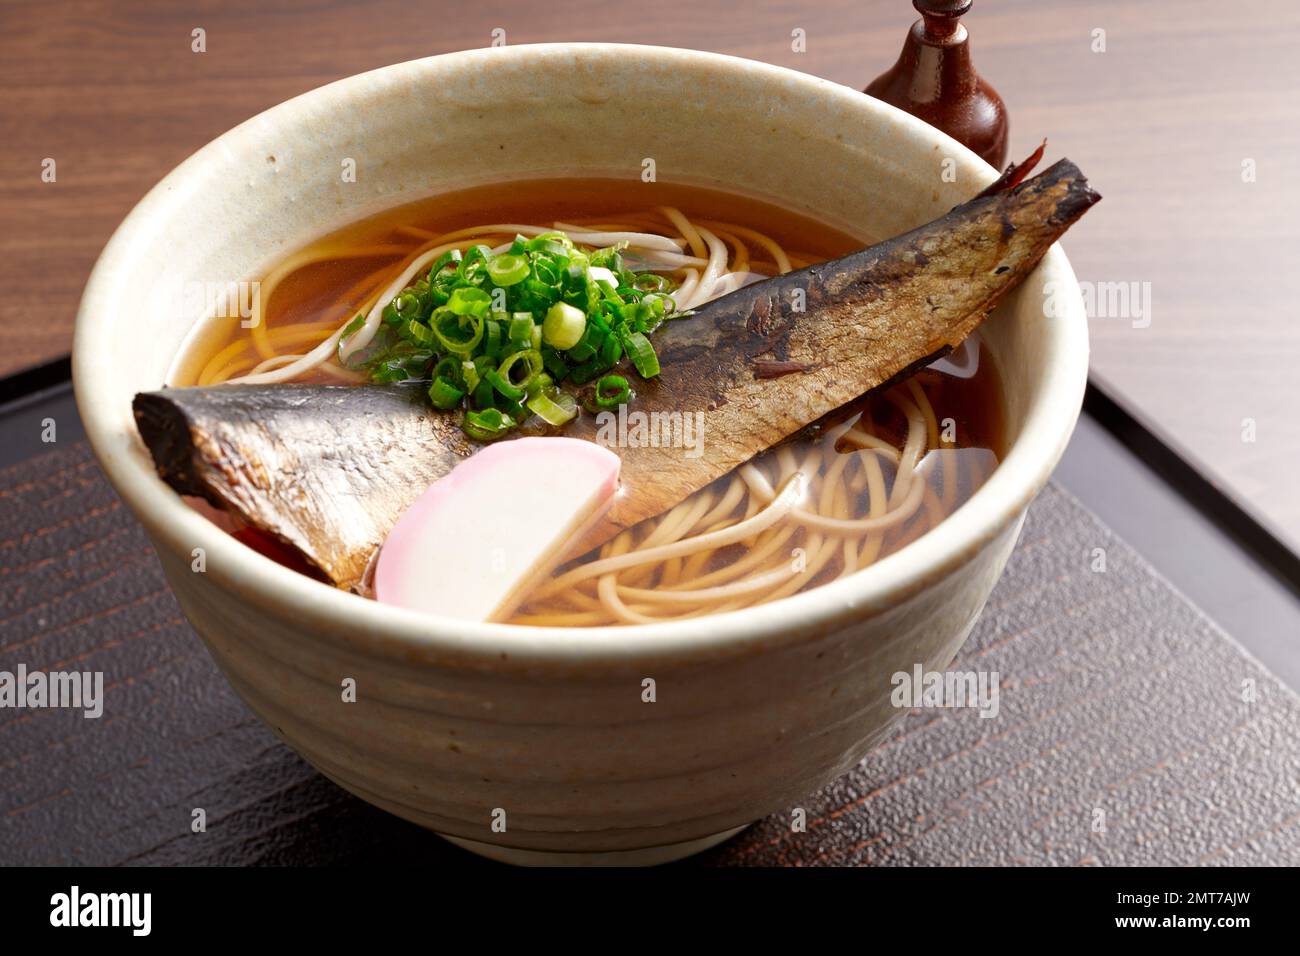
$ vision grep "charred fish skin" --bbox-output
[133,384,472,591]
[571,158,1100,535]
[134,160,1098,588]
[634,159,1098,410]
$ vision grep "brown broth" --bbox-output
[172,179,862,387]
[169,179,1006,623]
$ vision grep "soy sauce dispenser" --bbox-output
[865,0,1009,169]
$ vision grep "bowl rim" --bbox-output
[73,42,1089,666]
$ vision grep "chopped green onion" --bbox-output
[526,371,552,399]
[592,374,632,409]
[644,292,674,313]
[392,291,422,319]
[428,377,465,410]
[340,314,365,340]
[337,314,366,362]
[542,301,587,350]
[507,313,533,347]
[432,309,483,355]
[600,333,623,368]
[487,254,530,287]
[568,356,611,385]
[360,227,681,441]
[497,348,544,393]
[633,273,672,293]
[566,320,604,362]
[528,235,571,257]
[566,341,595,363]
[463,408,515,442]
[621,330,660,378]
[446,286,491,317]
[432,355,463,386]
[527,390,578,426]
[483,318,503,359]
[427,249,462,278]
[484,369,524,402]
[461,359,480,393]
[496,396,527,421]
[538,345,563,375]
[406,318,435,348]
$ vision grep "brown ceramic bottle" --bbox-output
[865,0,1009,169]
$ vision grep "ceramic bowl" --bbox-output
[74,43,1088,865]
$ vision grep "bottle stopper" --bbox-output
[865,0,1009,169]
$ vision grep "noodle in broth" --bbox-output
[172,180,1003,626]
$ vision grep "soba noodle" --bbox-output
[187,202,993,626]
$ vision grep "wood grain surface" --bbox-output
[3,0,1298,545]
[2,443,1297,866]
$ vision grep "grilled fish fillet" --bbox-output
[134,159,1100,590]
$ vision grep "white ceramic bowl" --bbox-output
[74,43,1088,865]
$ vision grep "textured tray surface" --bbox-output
[2,444,1297,866]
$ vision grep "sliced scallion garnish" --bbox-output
[542,301,587,350]
[428,377,465,410]
[487,254,530,287]
[621,331,660,378]
[463,407,515,442]
[591,374,633,410]
[432,309,483,356]
[358,227,680,440]
[527,390,578,426]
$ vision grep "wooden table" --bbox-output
[3,4,1297,531]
